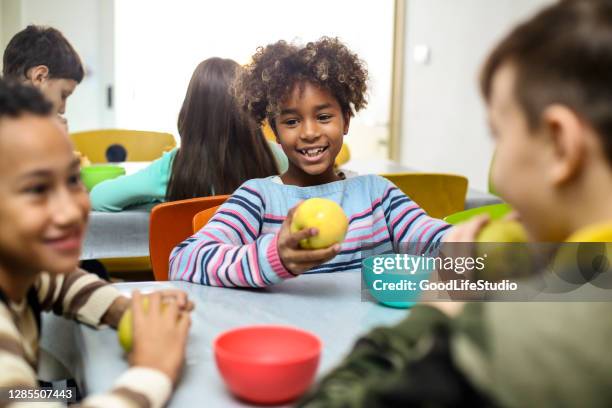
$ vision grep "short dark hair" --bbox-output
[481,0,612,161]
[0,79,52,120]
[235,37,368,134]
[2,25,84,83]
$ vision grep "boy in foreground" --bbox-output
[0,79,192,407]
[300,1,612,406]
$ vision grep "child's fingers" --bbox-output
[280,204,300,229]
[300,251,340,272]
[503,211,521,222]
[281,202,306,228]
[161,290,189,309]
[462,215,490,240]
[148,291,162,314]
[285,244,340,264]
[163,298,179,323]
[183,300,195,312]
[285,228,318,248]
[131,291,144,329]
[445,215,490,242]
[291,253,339,273]
[285,205,298,223]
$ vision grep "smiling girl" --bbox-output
[169,37,452,286]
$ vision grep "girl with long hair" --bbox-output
[90,57,287,211]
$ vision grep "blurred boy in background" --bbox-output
[3,25,83,132]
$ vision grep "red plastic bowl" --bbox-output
[214,325,322,405]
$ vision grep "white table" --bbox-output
[81,159,501,260]
[40,272,407,407]
[119,161,150,176]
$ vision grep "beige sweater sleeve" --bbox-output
[0,301,172,408]
[34,269,122,327]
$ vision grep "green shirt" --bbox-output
[90,141,288,212]
[300,225,612,407]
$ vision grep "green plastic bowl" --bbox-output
[81,165,125,191]
[443,203,512,225]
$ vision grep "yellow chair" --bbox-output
[70,129,176,163]
[335,143,351,167]
[100,257,151,274]
[262,120,277,142]
[381,173,468,219]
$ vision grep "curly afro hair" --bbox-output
[235,37,368,129]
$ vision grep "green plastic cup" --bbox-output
[443,203,512,225]
[81,164,125,191]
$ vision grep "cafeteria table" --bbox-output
[40,271,407,407]
[82,159,501,260]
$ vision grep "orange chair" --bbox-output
[192,205,221,233]
[149,195,229,281]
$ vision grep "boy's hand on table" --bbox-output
[156,289,195,312]
[130,291,191,385]
[103,290,194,329]
[277,205,341,275]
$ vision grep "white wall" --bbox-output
[98,0,114,127]
[1,0,24,68]
[399,0,554,191]
[2,0,112,131]
[0,2,3,57]
[114,0,394,159]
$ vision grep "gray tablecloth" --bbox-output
[40,272,407,407]
[82,209,150,260]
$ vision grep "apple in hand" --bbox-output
[290,198,349,249]
[476,220,530,280]
[477,220,528,242]
[118,297,169,352]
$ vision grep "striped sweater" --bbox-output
[169,175,451,286]
[0,269,171,408]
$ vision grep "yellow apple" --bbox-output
[476,220,530,280]
[290,198,349,249]
[118,298,146,352]
[477,220,528,242]
[334,143,351,167]
[118,297,169,352]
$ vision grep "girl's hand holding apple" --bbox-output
[277,204,342,275]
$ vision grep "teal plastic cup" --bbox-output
[362,254,434,309]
